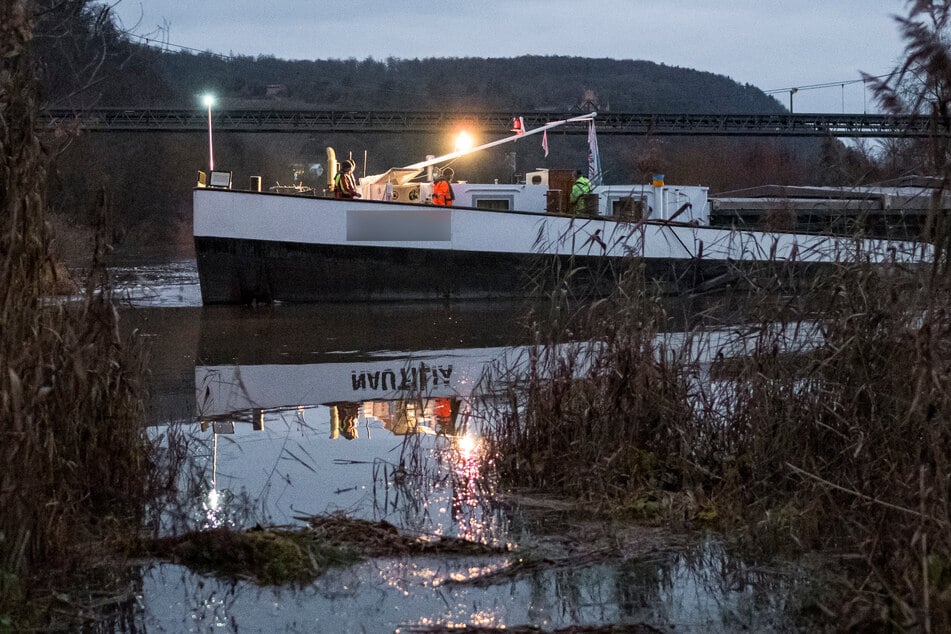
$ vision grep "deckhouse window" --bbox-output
[611,196,646,220]
[474,197,513,211]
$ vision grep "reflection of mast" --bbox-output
[205,422,236,528]
[202,420,236,488]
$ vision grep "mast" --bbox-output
[402,112,597,171]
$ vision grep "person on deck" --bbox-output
[432,168,455,206]
[569,168,592,215]
[334,160,361,199]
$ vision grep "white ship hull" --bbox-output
[194,188,927,304]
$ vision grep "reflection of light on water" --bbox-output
[452,432,484,485]
[201,484,229,529]
[200,432,223,528]
[207,488,220,510]
[442,563,510,585]
[147,297,827,631]
[201,481,231,529]
[414,611,503,629]
[200,432,233,529]
[140,536,809,632]
[457,433,478,458]
[440,431,499,544]
[375,559,510,627]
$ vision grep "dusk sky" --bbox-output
[111,1,911,114]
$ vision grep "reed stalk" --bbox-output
[483,234,949,627]
[0,2,157,626]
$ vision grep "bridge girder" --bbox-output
[40,108,935,138]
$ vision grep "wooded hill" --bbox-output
[116,52,786,114]
[35,6,783,115]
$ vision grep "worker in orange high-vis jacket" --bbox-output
[432,168,455,206]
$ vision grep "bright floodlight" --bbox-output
[202,94,215,108]
[454,131,474,153]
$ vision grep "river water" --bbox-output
[108,257,813,633]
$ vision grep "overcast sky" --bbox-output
[111,0,912,114]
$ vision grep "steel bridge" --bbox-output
[41,108,936,138]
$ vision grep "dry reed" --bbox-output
[480,5,951,625]
[483,248,948,628]
[0,2,158,626]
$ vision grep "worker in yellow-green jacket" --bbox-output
[569,168,592,214]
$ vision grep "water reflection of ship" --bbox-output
[195,344,513,437]
[195,301,534,436]
[191,305,504,536]
[185,298,785,538]
[192,297,752,434]
[196,301,532,366]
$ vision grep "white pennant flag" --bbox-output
[542,130,549,157]
[587,120,602,186]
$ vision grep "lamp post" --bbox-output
[202,94,215,172]
[789,87,798,114]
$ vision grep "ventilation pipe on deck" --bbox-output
[652,174,665,219]
[326,147,338,192]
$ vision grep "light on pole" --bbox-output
[202,94,215,172]
[789,87,798,113]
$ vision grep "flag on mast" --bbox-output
[587,120,602,185]
[542,130,549,157]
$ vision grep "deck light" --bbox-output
[202,94,216,171]
[454,130,474,153]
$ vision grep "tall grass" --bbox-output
[483,241,948,627]
[480,3,951,623]
[0,2,157,624]
[484,263,697,505]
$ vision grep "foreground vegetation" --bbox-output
[481,259,947,628]
[141,514,503,586]
[0,2,160,629]
[477,5,951,629]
